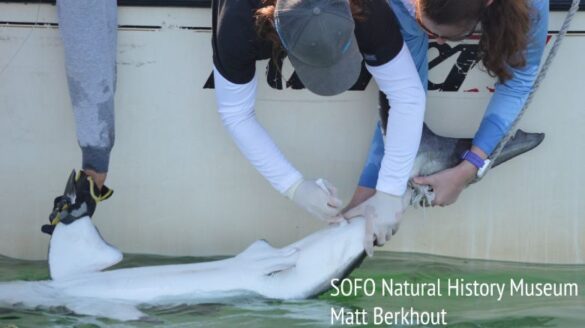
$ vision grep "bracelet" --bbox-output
[460,150,485,169]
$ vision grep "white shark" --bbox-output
[0,124,545,321]
[0,217,366,321]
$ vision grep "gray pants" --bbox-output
[57,0,117,173]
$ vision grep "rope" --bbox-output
[477,0,581,181]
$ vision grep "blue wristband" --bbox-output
[461,150,485,169]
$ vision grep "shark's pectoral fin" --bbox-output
[262,250,299,276]
[236,240,299,276]
[236,239,277,259]
[65,299,147,321]
[49,217,123,280]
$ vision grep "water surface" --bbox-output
[0,252,583,327]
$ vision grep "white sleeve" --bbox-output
[213,67,303,194]
[366,43,426,196]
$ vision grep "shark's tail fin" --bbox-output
[491,130,545,168]
[48,217,122,280]
[421,124,545,171]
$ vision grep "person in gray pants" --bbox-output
[42,0,117,234]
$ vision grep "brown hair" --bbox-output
[255,0,366,59]
[420,0,531,82]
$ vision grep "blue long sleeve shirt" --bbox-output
[359,0,549,188]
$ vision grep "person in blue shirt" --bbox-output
[345,0,549,210]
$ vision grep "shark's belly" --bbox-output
[51,263,261,302]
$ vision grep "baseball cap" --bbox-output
[274,0,362,96]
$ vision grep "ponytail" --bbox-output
[479,0,531,81]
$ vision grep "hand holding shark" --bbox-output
[286,178,343,223]
[344,191,407,256]
[412,160,477,206]
[344,123,545,254]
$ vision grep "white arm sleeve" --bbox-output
[366,44,426,196]
[213,67,303,194]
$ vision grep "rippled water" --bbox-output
[0,252,583,327]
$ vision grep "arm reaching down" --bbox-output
[213,68,342,221]
[346,44,426,253]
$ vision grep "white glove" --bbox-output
[286,178,343,223]
[344,191,408,257]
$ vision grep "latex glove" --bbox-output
[286,178,343,223]
[344,191,407,256]
[413,160,476,207]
